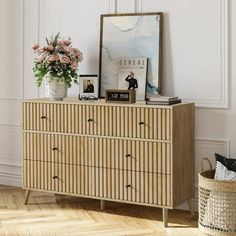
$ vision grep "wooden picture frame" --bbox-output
[79,75,98,99]
[98,12,163,99]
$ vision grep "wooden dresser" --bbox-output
[22,99,195,226]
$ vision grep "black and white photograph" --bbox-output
[79,75,98,99]
[118,58,147,100]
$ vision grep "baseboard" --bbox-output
[0,172,22,187]
[0,160,22,187]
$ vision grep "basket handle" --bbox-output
[201,157,213,171]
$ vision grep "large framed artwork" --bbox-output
[99,12,163,100]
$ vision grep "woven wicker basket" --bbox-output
[199,158,236,236]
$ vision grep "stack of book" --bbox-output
[146,96,181,105]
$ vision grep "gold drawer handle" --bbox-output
[52,176,58,179]
[139,121,145,125]
[41,116,46,119]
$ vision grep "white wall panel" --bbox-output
[0,161,21,187]
[142,0,228,108]
[177,138,229,211]
[0,100,21,126]
[23,0,40,99]
[0,126,21,164]
[195,138,229,183]
[0,0,24,99]
[0,0,23,186]
[37,0,110,96]
[117,0,134,13]
[42,0,110,74]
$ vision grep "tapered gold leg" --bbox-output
[100,200,105,210]
[187,199,194,216]
[162,208,168,227]
[24,189,30,205]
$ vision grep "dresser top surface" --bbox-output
[23,97,194,109]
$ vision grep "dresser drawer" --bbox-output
[85,137,172,174]
[23,102,172,140]
[23,160,78,194]
[76,166,172,207]
[23,132,83,165]
[23,133,171,174]
[23,159,172,206]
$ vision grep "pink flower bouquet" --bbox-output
[32,33,83,87]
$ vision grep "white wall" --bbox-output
[0,0,23,186]
[0,0,235,210]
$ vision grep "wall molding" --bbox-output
[0,173,22,187]
[189,137,229,211]
[195,137,230,155]
[195,137,229,184]
[36,0,228,109]
[0,124,20,129]
[177,137,229,212]
[37,0,46,98]
[0,160,22,168]
[0,97,22,101]
[109,0,117,14]
[19,0,24,101]
[134,0,142,13]
[183,0,229,108]
[0,160,22,187]
[0,124,21,129]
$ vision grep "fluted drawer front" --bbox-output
[23,133,171,174]
[23,160,172,207]
[76,166,172,206]
[23,160,77,194]
[23,102,84,133]
[23,132,82,164]
[23,102,172,140]
[85,137,171,174]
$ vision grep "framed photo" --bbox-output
[79,75,98,99]
[118,57,147,100]
[99,12,163,100]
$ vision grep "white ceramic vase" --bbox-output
[44,75,68,101]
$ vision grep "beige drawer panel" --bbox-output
[105,106,172,140]
[85,137,171,174]
[23,102,83,133]
[23,160,172,206]
[23,133,85,165]
[23,133,171,174]
[76,167,172,207]
[23,102,172,140]
[23,160,77,194]
[22,102,107,135]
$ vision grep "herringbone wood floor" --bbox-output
[0,185,204,236]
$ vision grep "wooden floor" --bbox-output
[0,185,205,236]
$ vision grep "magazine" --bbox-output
[118,58,148,101]
[146,99,182,105]
[148,96,179,102]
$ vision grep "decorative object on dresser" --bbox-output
[79,75,98,100]
[118,58,147,101]
[146,96,181,105]
[22,99,195,227]
[32,33,83,101]
[99,13,163,98]
[105,89,136,104]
